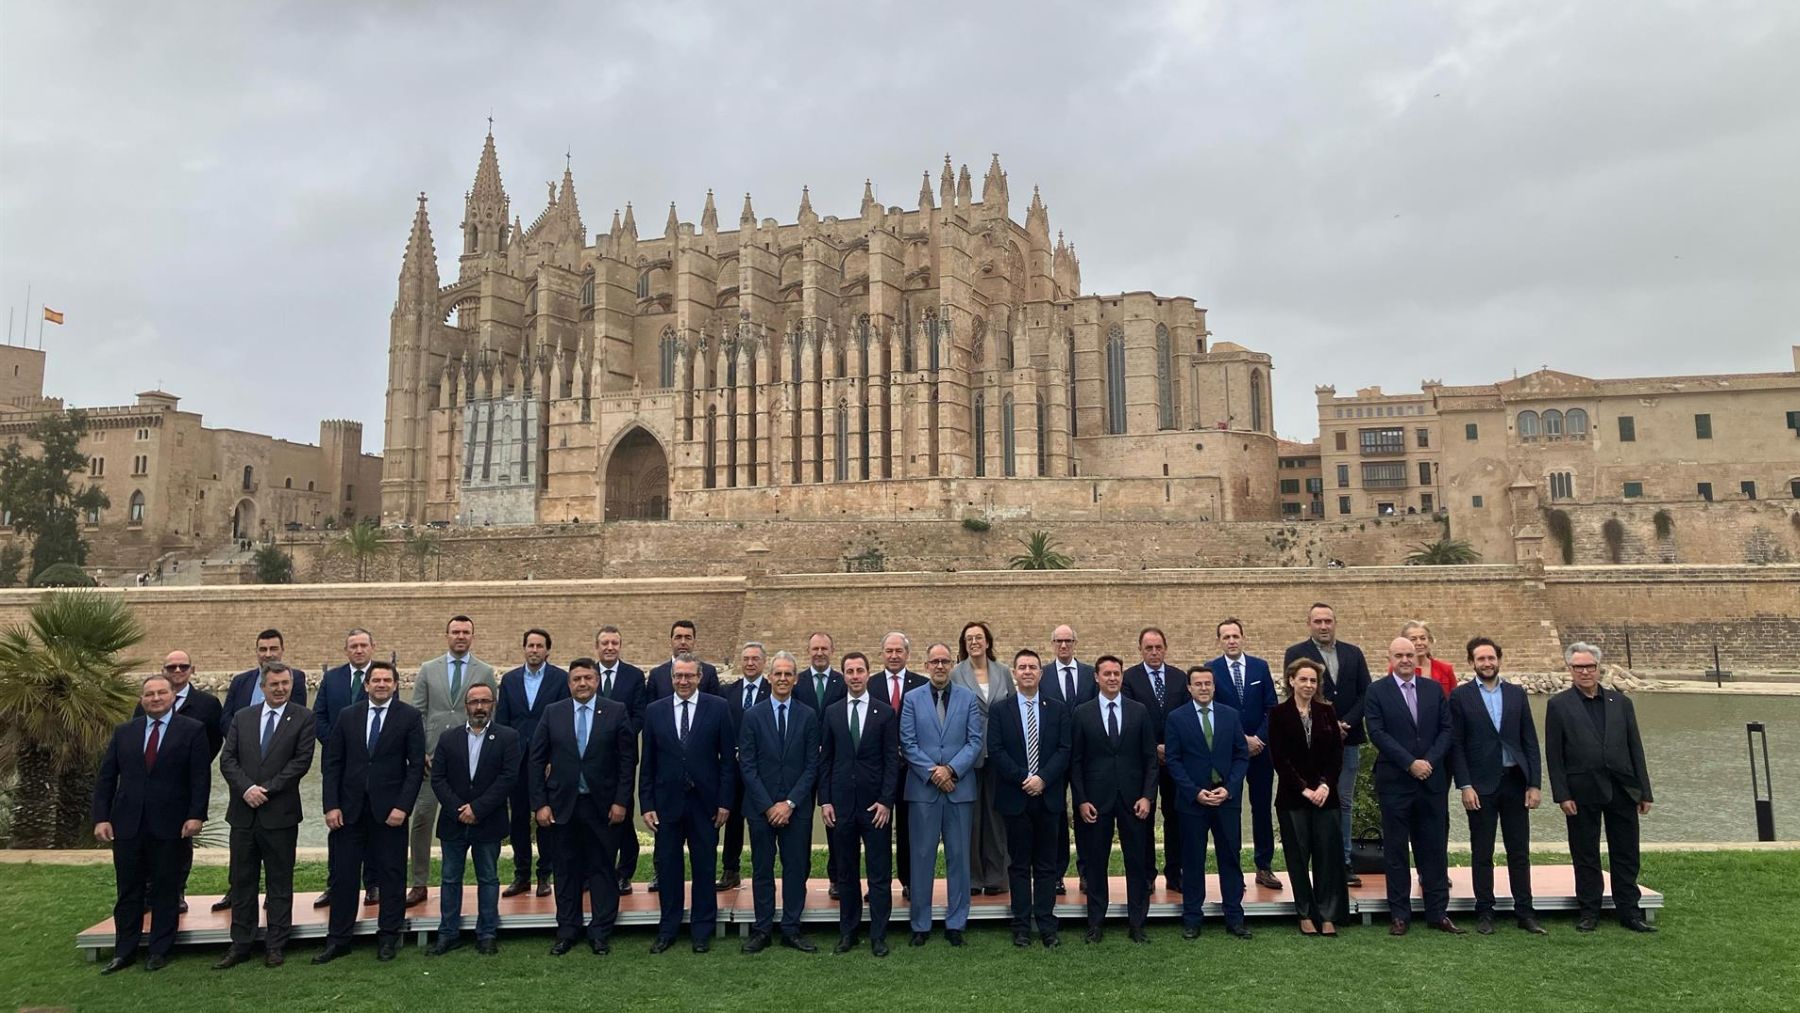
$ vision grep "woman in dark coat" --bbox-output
[1269,657,1347,936]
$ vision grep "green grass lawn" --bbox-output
[3,850,1796,1012]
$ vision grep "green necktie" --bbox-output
[1200,706,1213,749]
[451,657,464,698]
[849,698,862,751]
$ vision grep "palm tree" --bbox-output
[334,520,388,581]
[251,543,294,584]
[1404,538,1482,565]
[402,528,441,581]
[0,591,145,847]
[1008,530,1074,570]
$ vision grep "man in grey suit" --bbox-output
[899,642,984,947]
[407,614,498,905]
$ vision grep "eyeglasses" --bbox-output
[1052,638,1075,645]
[1570,664,1600,673]
[163,663,192,672]
[925,658,952,666]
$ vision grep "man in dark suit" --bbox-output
[310,627,375,910]
[1070,654,1158,944]
[594,624,648,894]
[1283,602,1372,886]
[1450,636,1546,935]
[989,648,1071,948]
[715,642,771,891]
[530,657,636,956]
[427,683,519,956]
[1210,618,1282,890]
[135,650,221,915]
[1121,626,1186,892]
[93,674,210,973]
[1166,666,1253,940]
[314,660,426,963]
[795,631,846,897]
[640,653,736,953]
[737,650,822,953]
[1365,637,1461,935]
[647,619,722,699]
[877,632,928,899]
[1043,624,1094,895]
[496,627,570,898]
[819,651,900,956]
[1546,641,1656,933]
[214,662,316,969]
[218,628,309,737]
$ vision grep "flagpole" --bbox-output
[22,284,29,348]
[6,306,12,345]
[39,305,45,347]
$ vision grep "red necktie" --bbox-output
[890,675,902,711]
[145,718,162,771]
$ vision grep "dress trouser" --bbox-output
[830,805,892,941]
[327,803,408,945]
[1278,804,1346,924]
[1075,806,1152,929]
[1177,805,1245,928]
[1245,752,1276,870]
[507,751,551,881]
[720,803,747,877]
[112,832,183,959]
[908,798,972,932]
[554,795,620,941]
[652,801,720,942]
[1151,765,1183,885]
[1001,806,1060,935]
[1378,787,1451,923]
[969,765,1010,891]
[408,792,439,889]
[748,811,814,936]
[1468,766,1535,919]
[1566,782,1642,923]
[228,824,298,953]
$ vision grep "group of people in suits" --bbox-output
[88,605,1657,973]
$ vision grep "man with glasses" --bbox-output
[1042,626,1093,895]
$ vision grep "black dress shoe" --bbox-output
[833,934,857,955]
[102,954,136,975]
[1042,934,1061,949]
[1084,928,1104,944]
[178,900,189,914]
[549,938,577,956]
[502,878,532,897]
[426,937,465,956]
[742,931,771,954]
[1013,930,1032,947]
[945,929,965,947]
[363,888,379,906]
[1477,915,1495,935]
[476,938,499,955]
[210,897,233,912]
[144,954,170,972]
[780,933,817,953]
[649,936,675,954]
[1055,881,1067,895]
[618,878,634,895]
[263,950,285,967]
[591,937,612,955]
[1182,925,1200,940]
[536,876,553,898]
[647,877,660,893]
[901,886,911,901]
[212,948,251,970]
[1226,924,1253,940]
[871,938,889,957]
[692,939,710,954]
[971,886,983,896]
[1129,927,1149,944]
[377,940,397,961]
[1622,917,1658,933]
[1429,918,1466,935]
[715,873,742,891]
[909,931,929,947]
[1518,917,1548,935]
[1576,915,1598,932]
[829,883,840,900]
[983,886,1006,896]
[311,944,351,965]
[312,889,331,908]
[1344,866,1363,888]
[1165,877,1182,894]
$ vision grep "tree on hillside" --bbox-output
[1008,530,1075,570]
[334,520,387,581]
[0,410,109,576]
[252,544,294,584]
[1404,538,1482,565]
[402,528,441,581]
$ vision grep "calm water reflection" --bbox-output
[203,692,1798,851]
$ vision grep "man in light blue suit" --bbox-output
[1165,666,1252,940]
[1208,618,1282,889]
[898,642,984,948]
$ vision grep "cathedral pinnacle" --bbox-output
[919,171,935,210]
[740,192,756,225]
[701,189,718,232]
[797,185,816,224]
[665,201,680,236]
[621,202,638,238]
[400,192,438,285]
[861,178,877,216]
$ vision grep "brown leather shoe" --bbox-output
[263,950,285,967]
[502,878,531,898]
[1254,868,1282,890]
[405,887,428,907]
[1429,917,1466,935]
[1389,918,1409,936]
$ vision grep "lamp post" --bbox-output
[1748,722,1775,842]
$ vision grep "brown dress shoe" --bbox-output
[1429,917,1466,935]
[405,887,428,907]
[1389,918,1409,936]
[502,878,531,898]
[1254,869,1283,890]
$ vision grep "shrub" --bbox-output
[961,517,991,533]
[29,562,95,588]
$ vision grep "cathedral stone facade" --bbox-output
[382,132,1280,527]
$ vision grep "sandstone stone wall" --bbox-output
[1546,501,1800,566]
[1545,564,1800,672]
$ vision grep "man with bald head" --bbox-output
[1363,636,1458,935]
[878,632,928,897]
[136,650,223,913]
[1042,625,1093,894]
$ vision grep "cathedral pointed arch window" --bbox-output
[1249,368,1266,433]
[835,403,850,482]
[636,271,651,300]
[926,311,941,374]
[857,314,871,377]
[704,406,718,488]
[902,306,916,372]
[1036,397,1049,476]
[581,272,595,307]
[1105,324,1126,435]
[789,333,802,384]
[659,329,677,389]
[1066,329,1078,437]
[128,490,145,525]
[1155,324,1174,430]
[1002,393,1017,477]
[971,316,987,366]
[973,392,988,477]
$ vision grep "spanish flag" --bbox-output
[42,308,64,325]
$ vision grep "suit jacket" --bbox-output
[312,663,370,744]
[898,683,983,804]
[647,658,722,699]
[1120,662,1187,743]
[137,685,223,759]
[1069,694,1159,815]
[638,692,737,819]
[91,713,211,839]
[219,702,317,830]
[1545,687,1653,806]
[1165,701,1251,814]
[599,660,650,731]
[722,677,774,740]
[1283,639,1372,746]
[793,668,846,715]
[949,660,1013,766]
[529,695,636,821]
[1209,654,1278,742]
[322,699,426,824]
[1041,659,1097,708]
[412,653,498,740]
[987,694,1072,816]
[818,694,901,814]
[875,669,928,717]
[1364,675,1452,798]
[1268,699,1345,810]
[496,663,571,763]
[737,697,821,817]
[1449,679,1542,795]
[220,667,309,737]
[429,723,520,842]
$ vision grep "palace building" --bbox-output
[381,131,1281,527]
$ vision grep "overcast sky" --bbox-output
[2,1,1795,448]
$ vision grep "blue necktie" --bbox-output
[1151,668,1165,705]
[261,709,277,752]
[777,702,787,747]
[744,684,756,711]
[577,704,591,793]
[367,706,384,753]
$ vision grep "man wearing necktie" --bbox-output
[408,615,498,906]
[1068,655,1157,944]
[716,642,771,891]
[898,643,983,947]
[1165,667,1253,940]
[497,628,571,898]
[315,661,426,963]
[312,628,379,910]
[819,651,901,956]
[593,625,650,895]
[878,632,928,899]
[531,658,635,955]
[793,631,846,895]
[134,650,223,916]
[640,654,737,953]
[1365,637,1459,936]
[92,674,210,974]
[1044,625,1095,895]
[737,651,822,954]
[1122,627,1186,893]
[988,649,1072,948]
[1208,618,1283,891]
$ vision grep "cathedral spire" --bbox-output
[740,192,756,227]
[981,153,1008,218]
[557,162,583,235]
[939,155,955,210]
[461,126,510,264]
[398,192,439,299]
[919,171,935,211]
[956,163,973,211]
[701,189,718,232]
[621,202,638,238]
[797,185,817,226]
[665,201,680,237]
[861,178,877,217]
[1025,185,1049,240]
